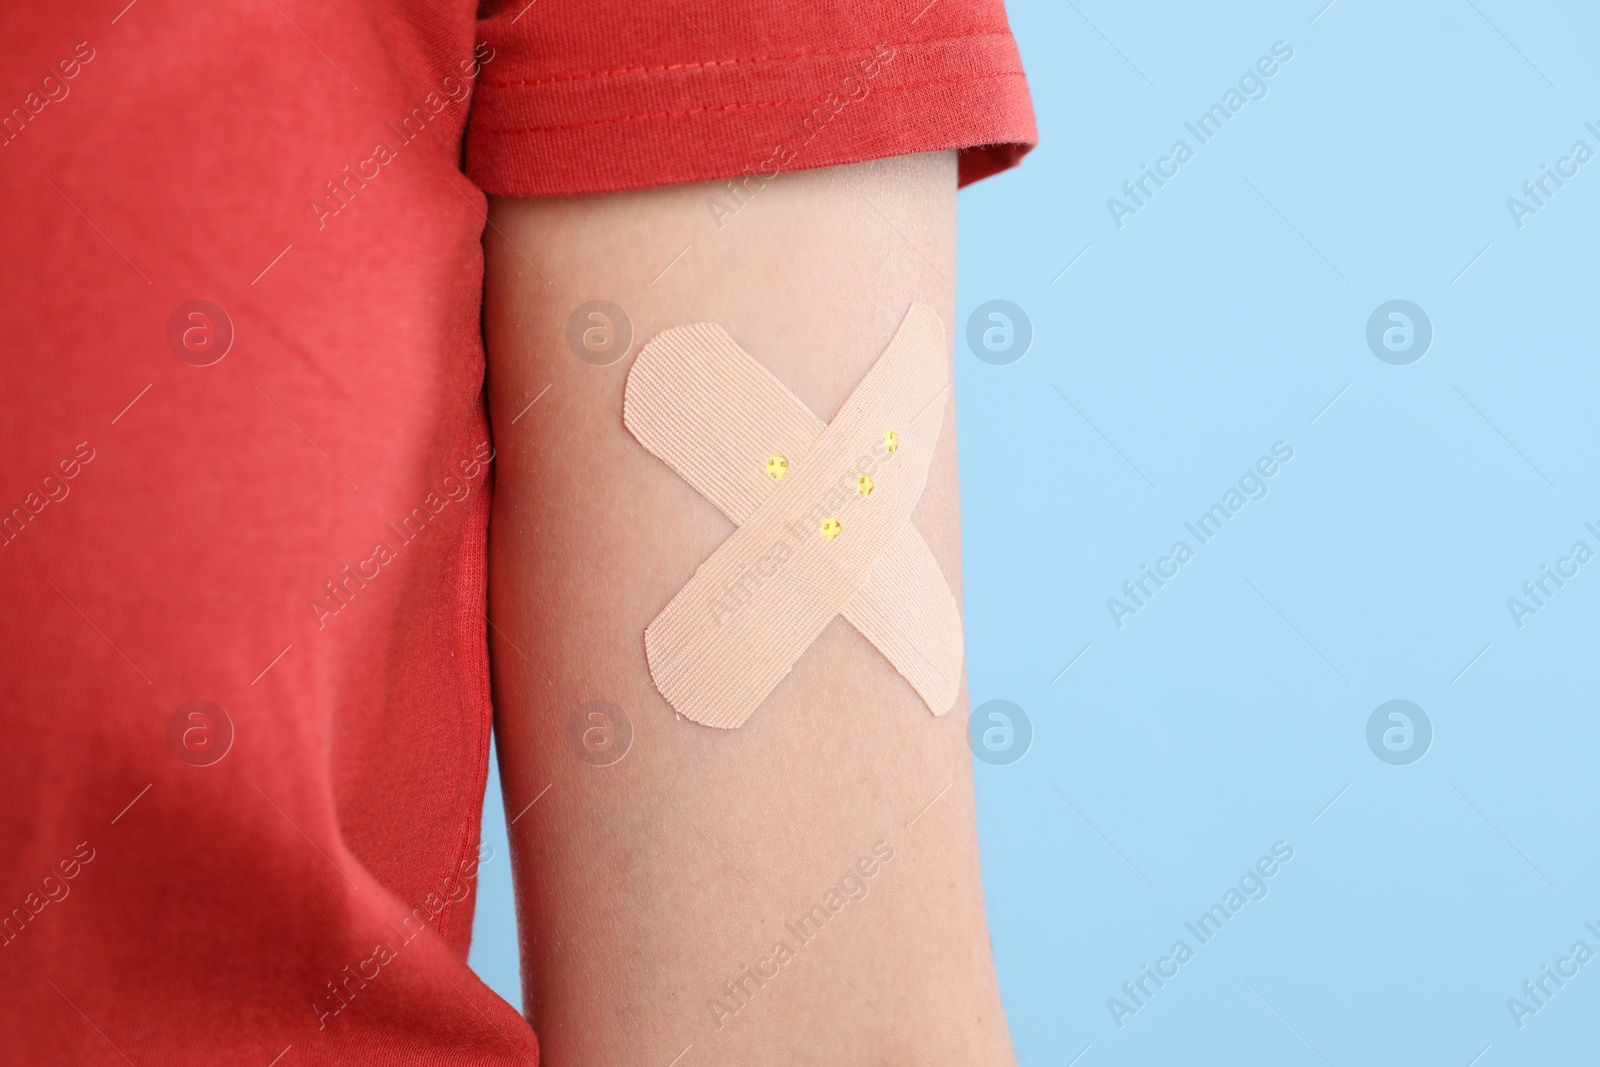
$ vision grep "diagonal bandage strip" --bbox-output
[624,303,963,729]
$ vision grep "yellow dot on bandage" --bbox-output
[765,455,789,479]
[856,475,874,496]
[883,431,899,454]
[821,517,841,539]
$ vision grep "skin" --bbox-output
[482,150,1015,1066]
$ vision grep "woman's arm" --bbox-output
[482,150,1014,1065]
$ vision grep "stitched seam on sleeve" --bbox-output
[472,70,1027,135]
[475,30,1016,89]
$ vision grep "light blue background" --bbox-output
[473,2,1600,1062]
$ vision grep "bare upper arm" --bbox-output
[480,151,1015,1065]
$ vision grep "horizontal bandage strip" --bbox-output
[624,303,963,728]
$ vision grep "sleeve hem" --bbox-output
[465,30,1036,196]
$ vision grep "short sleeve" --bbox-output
[466,0,1036,196]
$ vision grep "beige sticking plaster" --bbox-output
[624,303,963,729]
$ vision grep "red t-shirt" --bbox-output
[0,1,1032,1062]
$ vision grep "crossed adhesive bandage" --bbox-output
[624,303,964,729]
